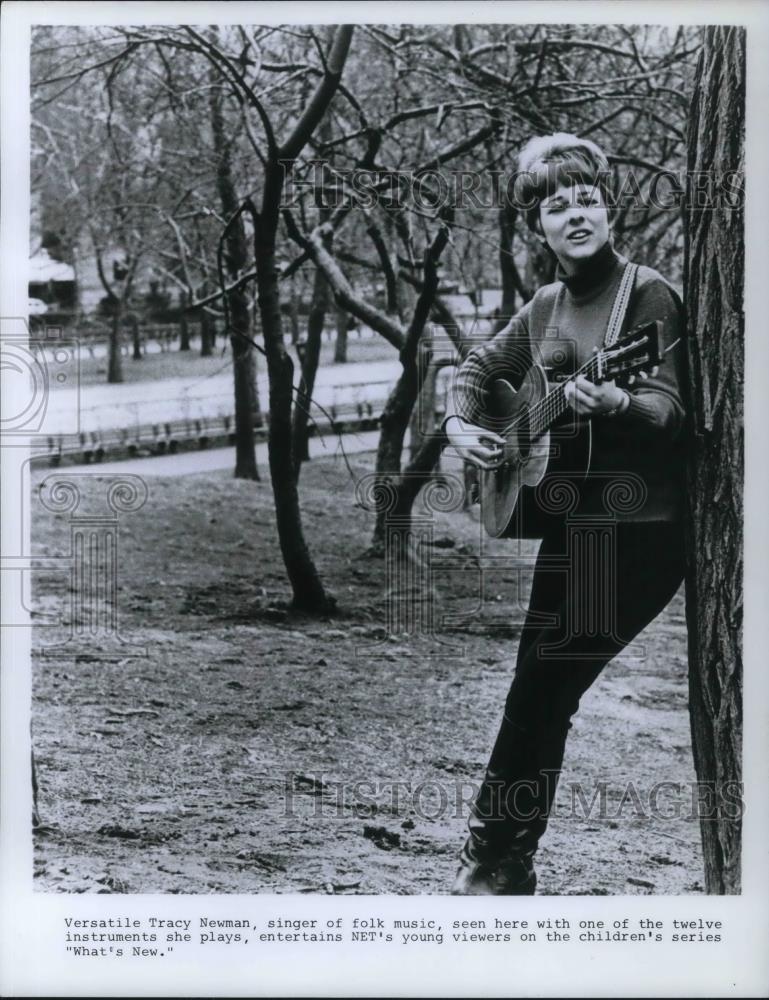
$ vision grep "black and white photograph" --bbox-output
[1,1,767,996]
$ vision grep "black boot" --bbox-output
[451,771,540,895]
[451,834,537,895]
[451,717,566,896]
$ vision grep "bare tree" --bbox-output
[286,211,454,553]
[683,25,744,894]
[208,61,259,481]
[291,113,334,474]
[161,24,357,613]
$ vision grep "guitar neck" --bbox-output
[527,353,602,439]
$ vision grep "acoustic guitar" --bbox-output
[479,320,663,538]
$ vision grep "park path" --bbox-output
[61,430,382,477]
[45,357,403,436]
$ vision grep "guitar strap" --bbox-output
[604,262,639,347]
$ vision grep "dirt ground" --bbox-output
[31,448,703,895]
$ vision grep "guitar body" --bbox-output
[480,365,592,538]
[473,320,663,539]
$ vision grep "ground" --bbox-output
[31,448,703,895]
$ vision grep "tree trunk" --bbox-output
[291,112,333,473]
[230,292,259,481]
[334,304,349,363]
[107,301,124,383]
[127,312,142,360]
[200,309,215,357]
[255,203,334,614]
[209,65,258,481]
[292,262,328,474]
[179,295,191,351]
[408,398,422,464]
[227,20,349,613]
[408,341,435,461]
[287,294,301,345]
[371,360,420,553]
[683,25,744,895]
[495,203,518,333]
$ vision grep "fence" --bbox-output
[34,319,386,359]
[30,379,395,468]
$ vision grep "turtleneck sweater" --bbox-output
[450,242,687,522]
[555,238,619,297]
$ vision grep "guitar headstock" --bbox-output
[598,320,663,385]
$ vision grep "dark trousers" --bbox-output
[470,520,685,857]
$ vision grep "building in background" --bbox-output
[28,248,76,325]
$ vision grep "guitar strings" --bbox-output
[502,352,599,438]
[502,339,646,440]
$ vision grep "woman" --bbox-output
[444,133,687,894]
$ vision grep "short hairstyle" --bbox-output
[513,133,614,232]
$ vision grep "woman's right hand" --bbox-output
[444,415,506,471]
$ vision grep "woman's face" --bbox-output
[537,181,611,272]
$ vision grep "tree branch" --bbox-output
[93,245,116,301]
[609,153,675,175]
[182,269,256,312]
[418,116,503,171]
[513,39,638,60]
[279,25,354,161]
[31,43,138,88]
[283,210,405,351]
[398,269,467,358]
[403,221,451,365]
[365,220,398,315]
[183,26,278,157]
